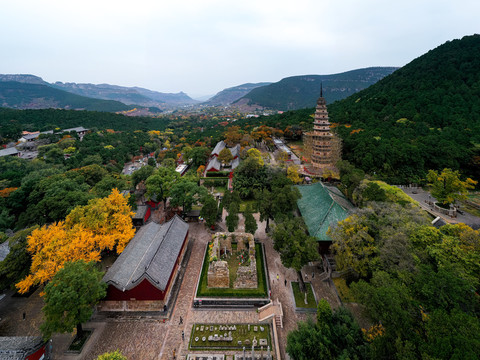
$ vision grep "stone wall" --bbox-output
[98,300,164,312]
[207,260,230,288]
[234,257,258,289]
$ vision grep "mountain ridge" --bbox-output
[0,81,132,112]
[203,82,272,106]
[236,67,399,110]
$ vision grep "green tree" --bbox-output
[0,207,14,231]
[145,167,179,209]
[161,158,176,168]
[244,203,258,236]
[96,350,127,360]
[169,179,206,214]
[91,176,127,198]
[41,260,107,340]
[217,148,233,166]
[147,157,156,167]
[200,195,218,228]
[221,190,241,213]
[286,299,367,360]
[188,146,210,168]
[0,226,37,290]
[226,202,239,232]
[272,218,319,291]
[337,160,365,201]
[329,202,429,278]
[255,188,275,233]
[131,165,155,187]
[427,168,477,205]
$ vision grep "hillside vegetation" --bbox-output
[237,67,398,110]
[328,34,480,183]
[0,108,169,136]
[0,82,132,112]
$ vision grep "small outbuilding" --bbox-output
[0,147,20,158]
[102,215,189,310]
[131,205,151,227]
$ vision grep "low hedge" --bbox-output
[203,178,229,188]
[206,171,231,177]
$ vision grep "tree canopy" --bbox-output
[41,260,106,340]
[427,168,477,205]
[16,189,135,293]
[286,299,367,360]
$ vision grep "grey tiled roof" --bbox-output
[231,157,240,169]
[0,147,19,157]
[206,157,221,171]
[211,141,225,156]
[230,144,240,158]
[0,241,10,262]
[21,133,39,141]
[61,126,88,133]
[132,205,148,220]
[0,337,44,359]
[103,215,189,292]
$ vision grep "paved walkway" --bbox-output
[49,216,340,360]
[401,187,480,228]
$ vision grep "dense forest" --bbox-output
[0,108,170,140]
[328,34,480,183]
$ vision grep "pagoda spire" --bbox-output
[320,82,323,98]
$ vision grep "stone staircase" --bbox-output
[258,299,283,329]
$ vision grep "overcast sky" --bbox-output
[1,0,479,98]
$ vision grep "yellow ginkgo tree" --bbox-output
[16,189,135,294]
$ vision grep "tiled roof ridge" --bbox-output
[312,196,335,237]
[125,224,160,287]
[128,217,178,287]
[144,215,178,272]
[324,183,350,212]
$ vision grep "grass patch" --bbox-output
[240,199,257,213]
[214,186,226,194]
[292,282,316,309]
[196,243,268,298]
[332,277,355,303]
[68,330,92,352]
[189,323,271,350]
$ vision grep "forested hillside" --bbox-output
[236,67,398,110]
[0,82,133,112]
[327,34,480,183]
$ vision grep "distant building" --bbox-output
[60,126,88,137]
[102,215,189,310]
[175,164,188,176]
[18,130,53,143]
[206,141,241,173]
[0,147,20,158]
[131,205,151,227]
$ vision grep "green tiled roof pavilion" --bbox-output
[295,182,354,241]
